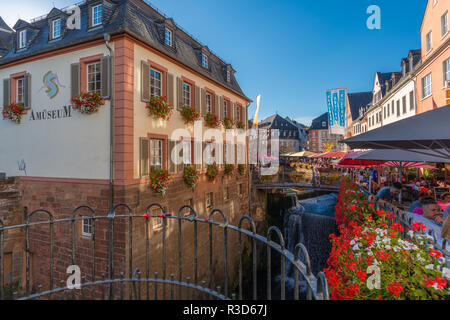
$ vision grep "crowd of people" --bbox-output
[349,168,450,239]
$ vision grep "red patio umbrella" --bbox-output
[382,161,437,169]
[337,159,385,167]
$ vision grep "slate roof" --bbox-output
[258,114,297,129]
[0,0,249,101]
[309,112,328,130]
[0,17,12,32]
[348,91,373,122]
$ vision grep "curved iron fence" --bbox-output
[0,203,329,300]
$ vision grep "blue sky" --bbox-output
[1,0,427,125]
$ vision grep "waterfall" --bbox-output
[275,193,338,299]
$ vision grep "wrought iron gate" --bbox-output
[0,203,329,300]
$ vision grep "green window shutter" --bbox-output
[3,78,10,107]
[167,73,174,106]
[194,85,200,113]
[23,73,32,110]
[218,96,223,120]
[140,138,149,177]
[71,63,80,98]
[141,61,150,102]
[214,94,219,117]
[201,88,206,115]
[230,101,235,122]
[168,140,176,174]
[177,77,183,110]
[195,140,202,171]
[101,56,111,98]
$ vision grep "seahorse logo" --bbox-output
[40,71,65,99]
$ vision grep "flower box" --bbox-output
[72,92,105,115]
[2,103,24,124]
[146,96,174,120]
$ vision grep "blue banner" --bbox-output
[339,89,346,127]
[326,91,333,126]
[332,91,339,122]
[326,88,347,135]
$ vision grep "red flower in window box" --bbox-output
[149,168,171,196]
[183,165,200,189]
[72,92,105,115]
[206,164,219,181]
[235,121,245,129]
[224,164,235,175]
[204,113,221,129]
[223,117,233,129]
[146,96,174,120]
[2,103,24,124]
[238,164,246,176]
[180,105,200,124]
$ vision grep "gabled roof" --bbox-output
[0,17,12,32]
[13,19,31,30]
[258,114,298,130]
[0,0,249,101]
[309,112,328,130]
[377,72,394,85]
[348,91,373,122]
[47,7,68,20]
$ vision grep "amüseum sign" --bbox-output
[29,106,72,121]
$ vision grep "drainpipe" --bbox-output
[104,33,115,298]
[104,33,114,212]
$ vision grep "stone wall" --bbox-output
[12,169,250,298]
[0,177,25,293]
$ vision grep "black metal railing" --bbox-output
[0,203,329,300]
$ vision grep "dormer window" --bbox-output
[92,4,103,27]
[201,53,208,68]
[322,121,326,127]
[165,28,173,46]
[226,70,231,82]
[19,30,26,49]
[52,19,61,39]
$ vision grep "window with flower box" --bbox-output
[151,139,163,170]
[16,77,24,104]
[223,100,228,119]
[206,92,212,113]
[87,62,101,93]
[183,82,191,106]
[150,69,162,97]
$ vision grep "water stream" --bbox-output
[274,192,338,299]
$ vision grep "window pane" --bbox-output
[87,62,101,93]
[151,139,163,170]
